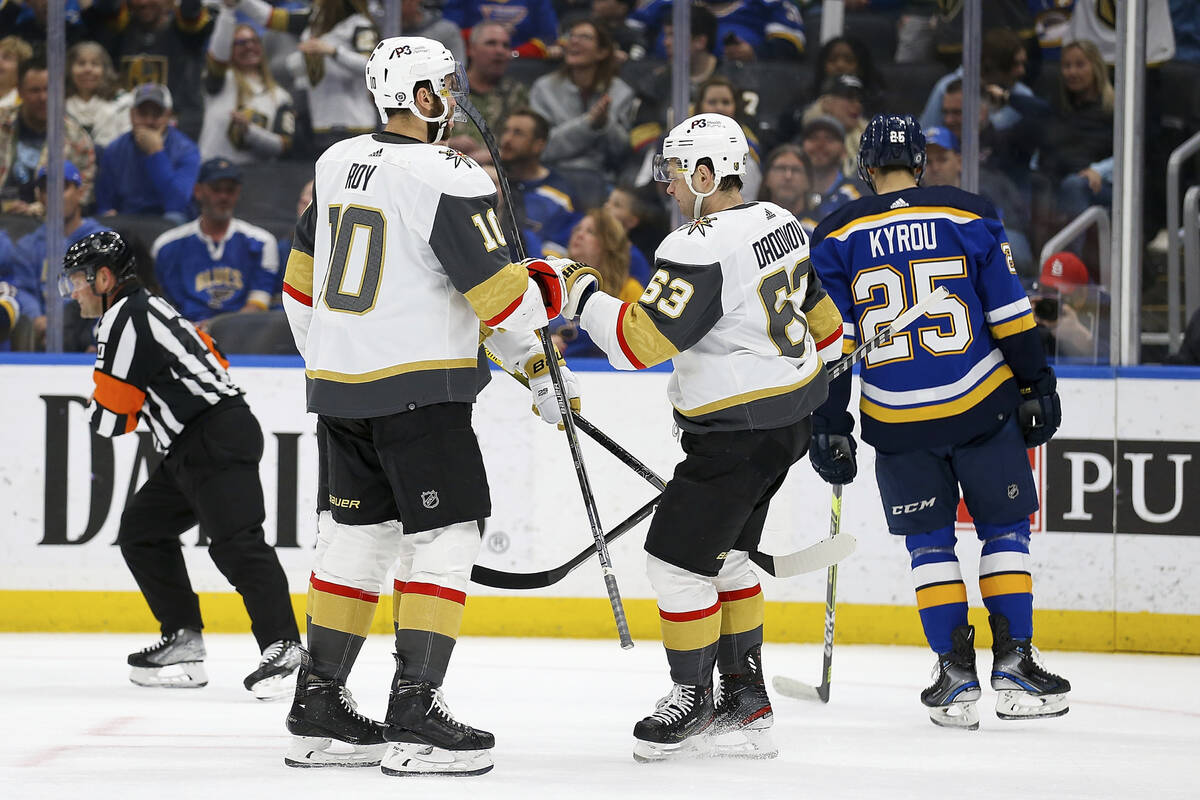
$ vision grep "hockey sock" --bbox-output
[306,572,378,682]
[716,585,764,673]
[975,520,1034,641]
[906,527,968,655]
[659,600,721,687]
[392,579,464,686]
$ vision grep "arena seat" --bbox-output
[235,161,315,242]
[207,309,298,355]
[873,61,949,118]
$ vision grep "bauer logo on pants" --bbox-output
[421,490,440,509]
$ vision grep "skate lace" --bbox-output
[429,687,469,731]
[337,686,372,725]
[1023,644,1063,679]
[259,641,285,665]
[648,684,696,725]
[136,634,172,655]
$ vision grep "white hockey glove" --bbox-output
[552,259,601,320]
[522,346,581,428]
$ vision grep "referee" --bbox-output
[60,230,301,700]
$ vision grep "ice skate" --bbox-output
[990,614,1070,720]
[921,625,981,730]
[381,660,494,777]
[284,650,388,768]
[127,628,207,688]
[710,645,778,759]
[632,683,716,763]
[244,639,302,701]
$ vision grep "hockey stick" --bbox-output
[471,493,660,589]
[749,285,949,579]
[772,484,842,703]
[459,97,633,649]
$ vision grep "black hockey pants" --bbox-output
[118,397,299,650]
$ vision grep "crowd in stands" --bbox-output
[1,0,1199,363]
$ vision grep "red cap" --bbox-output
[1040,251,1090,290]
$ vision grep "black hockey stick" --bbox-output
[471,494,660,589]
[772,484,842,703]
[459,96,634,649]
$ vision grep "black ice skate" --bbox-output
[127,628,207,688]
[632,683,716,763]
[381,658,494,777]
[921,625,982,730]
[710,645,778,759]
[989,614,1071,720]
[244,639,302,701]
[284,650,388,768]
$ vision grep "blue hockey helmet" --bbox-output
[857,114,926,190]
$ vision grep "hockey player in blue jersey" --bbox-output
[808,114,1070,730]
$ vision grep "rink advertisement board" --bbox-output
[0,356,1197,654]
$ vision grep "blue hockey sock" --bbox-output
[976,520,1034,640]
[905,527,967,655]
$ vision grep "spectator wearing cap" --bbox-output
[443,21,530,164]
[151,157,279,326]
[96,83,200,220]
[0,56,97,215]
[199,3,296,164]
[800,115,863,223]
[5,162,110,348]
[797,73,868,174]
[1030,251,1106,361]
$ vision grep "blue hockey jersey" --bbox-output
[810,185,1051,453]
[152,218,279,322]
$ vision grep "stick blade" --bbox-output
[772,675,824,702]
[769,533,857,578]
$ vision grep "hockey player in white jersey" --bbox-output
[533,113,846,762]
[280,36,581,777]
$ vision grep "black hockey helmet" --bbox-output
[58,230,138,298]
[857,113,926,190]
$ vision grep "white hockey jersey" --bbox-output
[580,201,845,432]
[283,132,547,418]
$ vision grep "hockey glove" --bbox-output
[523,347,581,428]
[552,260,600,320]
[1017,371,1061,448]
[522,258,567,318]
[809,410,857,485]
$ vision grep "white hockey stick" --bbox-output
[751,286,949,579]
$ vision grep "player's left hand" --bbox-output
[1018,372,1061,447]
[810,432,857,485]
[523,347,581,428]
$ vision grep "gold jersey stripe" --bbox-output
[394,592,466,640]
[980,572,1034,599]
[806,293,845,347]
[660,612,722,652]
[916,582,968,610]
[989,313,1036,340]
[464,262,529,325]
[284,249,314,297]
[720,593,765,636]
[305,358,478,384]
[675,365,820,418]
[308,590,378,637]
[617,302,680,368]
[860,364,1013,423]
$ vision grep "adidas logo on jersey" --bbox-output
[764,208,776,220]
[368,148,383,157]
[890,197,910,209]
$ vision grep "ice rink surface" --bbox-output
[2,633,1196,800]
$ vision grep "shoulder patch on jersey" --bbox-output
[686,216,716,237]
[890,197,909,209]
[368,148,383,157]
[441,148,476,169]
[764,207,776,220]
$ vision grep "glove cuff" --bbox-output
[811,410,855,437]
[1020,368,1056,397]
[522,345,565,379]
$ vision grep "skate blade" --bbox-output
[995,690,1069,720]
[927,700,980,731]
[129,663,208,688]
[249,673,297,702]
[380,743,494,777]
[707,726,779,759]
[284,736,387,768]
[632,735,714,763]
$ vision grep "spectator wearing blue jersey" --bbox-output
[799,115,863,223]
[442,0,560,59]
[95,83,201,221]
[152,157,278,326]
[808,114,1069,731]
[499,108,582,253]
[631,0,806,61]
[8,162,109,348]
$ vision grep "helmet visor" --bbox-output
[441,62,470,100]
[653,154,685,183]
[58,268,90,298]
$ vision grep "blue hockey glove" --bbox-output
[1017,371,1061,448]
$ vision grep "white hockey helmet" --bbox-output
[654,113,748,218]
[364,36,469,128]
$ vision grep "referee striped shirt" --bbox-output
[89,287,242,451]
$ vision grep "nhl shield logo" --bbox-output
[1007,483,1019,500]
[421,490,440,509]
